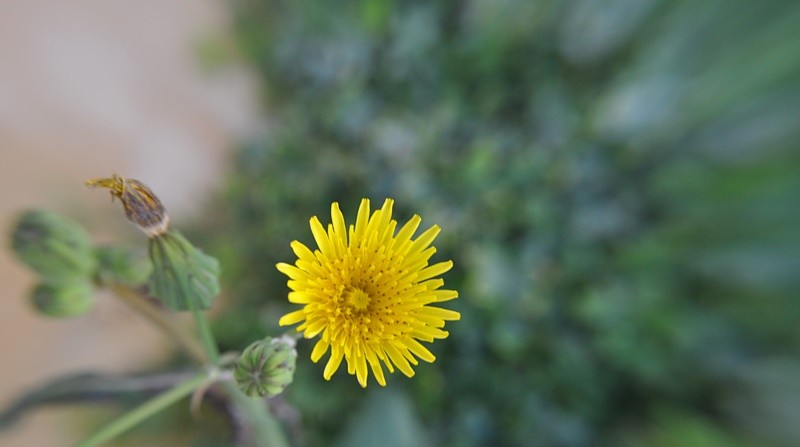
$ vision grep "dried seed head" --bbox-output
[86,174,170,237]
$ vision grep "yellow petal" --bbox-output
[286,279,305,291]
[395,215,421,246]
[288,292,312,303]
[305,319,327,338]
[408,225,440,255]
[378,220,397,244]
[311,338,329,363]
[385,344,415,378]
[377,199,394,231]
[403,247,436,267]
[420,306,461,321]
[413,313,447,328]
[331,202,347,243]
[310,216,333,257]
[366,349,387,386]
[355,355,368,388]
[291,240,317,263]
[377,349,395,373]
[416,260,453,282]
[278,310,306,326]
[276,263,307,280]
[433,290,459,302]
[352,198,371,245]
[323,348,344,380]
[412,326,449,340]
[398,345,419,366]
[404,338,436,363]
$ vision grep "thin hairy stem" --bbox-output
[110,284,208,364]
[74,372,210,447]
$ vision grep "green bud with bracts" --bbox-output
[94,246,152,287]
[87,174,220,312]
[147,230,220,311]
[234,336,297,398]
[11,210,97,282]
[30,280,95,317]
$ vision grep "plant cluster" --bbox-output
[209,0,800,445]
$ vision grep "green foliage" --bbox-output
[209,0,800,445]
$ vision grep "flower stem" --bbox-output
[110,286,287,446]
[74,372,209,447]
[110,284,208,364]
[191,305,220,365]
[221,381,291,447]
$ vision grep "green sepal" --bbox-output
[94,246,152,287]
[147,230,220,311]
[30,281,95,318]
[11,210,97,282]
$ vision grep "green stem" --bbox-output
[113,283,287,446]
[111,284,208,364]
[74,373,209,447]
[190,309,289,446]
[191,306,220,365]
[221,382,290,447]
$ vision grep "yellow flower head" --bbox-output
[277,198,460,387]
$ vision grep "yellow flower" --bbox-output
[277,198,460,387]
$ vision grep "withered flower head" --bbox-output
[86,174,170,237]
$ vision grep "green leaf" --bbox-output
[335,390,429,447]
[0,372,192,429]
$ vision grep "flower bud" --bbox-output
[30,281,95,317]
[148,230,220,311]
[94,246,152,286]
[86,174,219,311]
[11,210,97,282]
[234,336,297,398]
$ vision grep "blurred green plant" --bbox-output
[204,0,800,445]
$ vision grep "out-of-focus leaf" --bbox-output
[334,390,429,447]
[0,372,192,429]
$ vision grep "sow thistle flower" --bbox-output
[278,198,460,387]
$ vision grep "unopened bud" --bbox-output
[30,281,95,317]
[11,210,97,282]
[94,246,152,286]
[148,231,220,311]
[234,336,297,398]
[87,175,219,311]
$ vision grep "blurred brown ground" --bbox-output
[0,1,260,445]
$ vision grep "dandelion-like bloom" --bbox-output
[277,199,460,387]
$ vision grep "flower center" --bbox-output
[343,286,371,312]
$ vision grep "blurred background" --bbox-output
[0,0,259,445]
[2,0,800,446]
